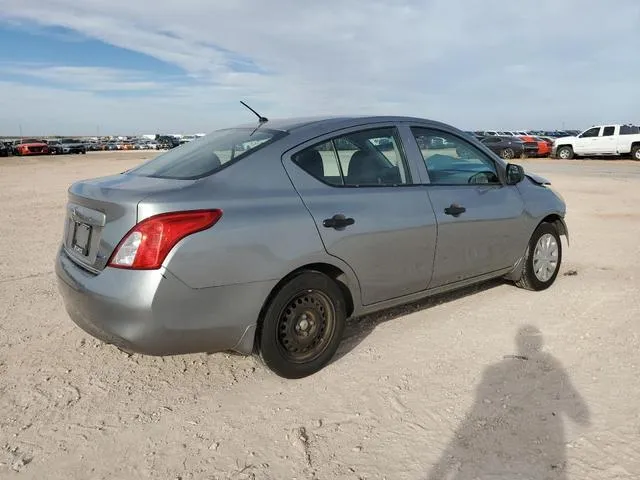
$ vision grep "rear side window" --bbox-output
[620,125,640,135]
[602,126,615,136]
[128,128,284,179]
[292,127,410,187]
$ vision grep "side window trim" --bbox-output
[286,125,416,188]
[409,126,505,187]
[330,139,346,180]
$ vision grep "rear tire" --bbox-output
[515,223,562,291]
[631,145,640,161]
[500,148,515,159]
[257,271,346,379]
[556,146,574,160]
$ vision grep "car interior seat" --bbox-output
[347,150,382,185]
[295,149,325,179]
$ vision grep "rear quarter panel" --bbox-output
[617,134,640,153]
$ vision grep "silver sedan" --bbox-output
[55,115,568,378]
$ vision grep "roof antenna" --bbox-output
[240,100,268,124]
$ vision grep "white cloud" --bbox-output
[0,0,639,134]
[2,64,169,91]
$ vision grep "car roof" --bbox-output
[232,115,453,132]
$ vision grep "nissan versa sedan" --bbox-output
[55,115,568,379]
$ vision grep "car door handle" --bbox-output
[323,214,355,229]
[444,204,466,217]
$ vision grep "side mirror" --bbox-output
[506,163,525,185]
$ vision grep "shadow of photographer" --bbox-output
[426,325,590,480]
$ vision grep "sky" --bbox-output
[0,0,639,136]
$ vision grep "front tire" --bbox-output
[515,223,562,291]
[556,146,574,160]
[257,271,346,379]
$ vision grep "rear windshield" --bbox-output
[128,128,285,180]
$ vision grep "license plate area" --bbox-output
[72,222,92,256]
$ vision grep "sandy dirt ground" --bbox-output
[0,151,639,479]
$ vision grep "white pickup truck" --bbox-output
[552,124,640,160]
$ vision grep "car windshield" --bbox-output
[128,127,285,180]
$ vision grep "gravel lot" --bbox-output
[1,152,639,479]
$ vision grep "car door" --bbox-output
[597,126,618,154]
[406,126,528,288]
[282,124,437,306]
[574,126,601,155]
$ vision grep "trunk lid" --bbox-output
[62,173,196,272]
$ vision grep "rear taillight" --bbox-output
[108,209,222,270]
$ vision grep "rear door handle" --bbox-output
[444,204,466,217]
[323,214,355,229]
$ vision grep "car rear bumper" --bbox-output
[55,246,274,356]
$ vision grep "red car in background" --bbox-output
[519,135,550,157]
[14,139,50,156]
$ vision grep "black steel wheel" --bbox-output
[257,271,346,379]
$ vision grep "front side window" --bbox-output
[411,128,501,185]
[602,126,615,136]
[292,127,410,186]
[128,128,284,179]
[580,127,601,138]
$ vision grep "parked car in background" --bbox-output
[517,135,547,157]
[59,139,87,154]
[479,135,525,159]
[47,139,64,155]
[14,139,49,156]
[55,115,568,378]
[133,141,147,150]
[552,124,640,160]
[156,135,180,149]
[0,142,8,157]
[537,136,555,154]
[532,136,551,157]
